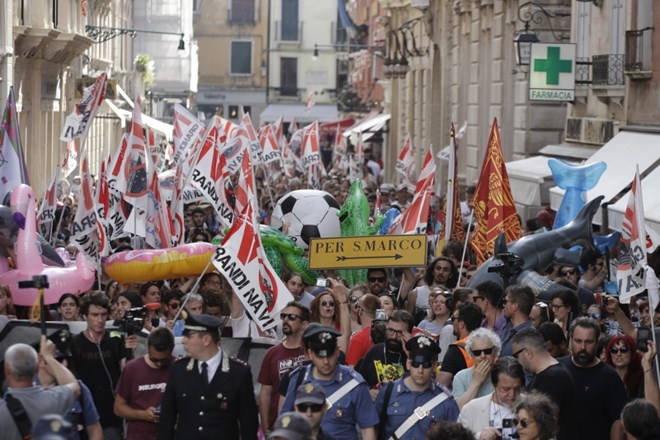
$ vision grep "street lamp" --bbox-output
[513,2,570,66]
[85,25,185,51]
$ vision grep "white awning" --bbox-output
[549,130,660,225]
[538,142,599,160]
[259,104,339,124]
[506,156,578,206]
[342,113,391,143]
[105,99,174,141]
[608,164,660,236]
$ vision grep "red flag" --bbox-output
[395,135,416,188]
[235,148,257,216]
[302,121,321,169]
[471,119,522,263]
[172,103,204,165]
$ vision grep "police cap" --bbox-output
[303,325,341,357]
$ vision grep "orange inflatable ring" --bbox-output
[102,242,216,283]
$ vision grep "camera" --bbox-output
[375,308,387,321]
[488,252,524,280]
[113,306,148,336]
[316,278,331,288]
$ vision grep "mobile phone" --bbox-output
[375,309,387,321]
[637,327,652,352]
[316,278,330,288]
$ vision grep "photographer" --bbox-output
[71,292,132,440]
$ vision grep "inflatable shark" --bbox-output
[468,196,604,299]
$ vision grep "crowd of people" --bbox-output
[1,164,660,440]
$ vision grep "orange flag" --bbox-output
[471,118,522,263]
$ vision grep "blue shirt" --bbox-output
[375,376,459,440]
[281,364,379,440]
[500,319,533,357]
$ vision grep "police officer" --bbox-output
[281,325,379,440]
[375,335,460,440]
[157,314,258,439]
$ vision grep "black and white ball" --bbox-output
[271,190,341,249]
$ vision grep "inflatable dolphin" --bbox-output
[468,196,604,299]
[549,159,607,229]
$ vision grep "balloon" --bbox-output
[549,159,607,229]
[468,196,604,299]
[1,184,95,305]
[379,207,401,235]
[102,242,216,283]
[337,180,384,286]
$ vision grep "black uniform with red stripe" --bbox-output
[157,354,258,440]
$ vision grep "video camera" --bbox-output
[113,306,148,336]
[487,252,524,281]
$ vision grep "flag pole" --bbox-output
[456,209,474,287]
[172,257,215,322]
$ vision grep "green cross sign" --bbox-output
[534,47,572,85]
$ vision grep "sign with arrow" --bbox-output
[308,235,427,270]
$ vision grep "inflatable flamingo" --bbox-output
[0,184,95,306]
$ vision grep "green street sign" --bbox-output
[529,43,576,102]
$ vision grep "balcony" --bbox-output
[274,20,303,45]
[590,54,624,103]
[625,27,653,80]
[268,87,306,102]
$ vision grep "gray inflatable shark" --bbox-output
[0,205,64,267]
[467,196,604,299]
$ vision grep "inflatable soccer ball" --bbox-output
[271,190,341,249]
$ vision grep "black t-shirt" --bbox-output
[528,363,578,440]
[440,344,468,377]
[356,343,407,388]
[71,331,126,429]
[558,357,628,440]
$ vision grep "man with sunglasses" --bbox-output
[158,314,258,439]
[294,383,328,439]
[499,285,534,357]
[366,268,391,296]
[259,302,310,434]
[281,325,379,440]
[115,327,175,440]
[511,328,577,440]
[375,335,459,440]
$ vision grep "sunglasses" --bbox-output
[296,403,324,413]
[410,360,434,369]
[590,313,601,319]
[560,269,577,276]
[149,356,172,366]
[610,347,630,355]
[168,302,180,309]
[368,277,386,283]
[512,347,527,359]
[471,347,495,356]
[321,301,335,307]
[514,418,535,429]
[349,295,360,303]
[280,313,302,321]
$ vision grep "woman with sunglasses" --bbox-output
[406,257,458,324]
[514,392,559,440]
[309,287,351,353]
[604,334,644,401]
[348,285,367,333]
[453,328,501,409]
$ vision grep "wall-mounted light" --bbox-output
[86,25,185,52]
[513,2,570,66]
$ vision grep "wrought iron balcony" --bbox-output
[592,54,624,86]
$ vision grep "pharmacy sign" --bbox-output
[529,43,576,102]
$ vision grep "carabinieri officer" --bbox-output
[280,325,379,440]
[375,335,460,439]
[157,314,258,439]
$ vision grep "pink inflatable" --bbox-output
[1,184,95,306]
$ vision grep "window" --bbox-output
[231,41,252,75]
[230,0,255,23]
[281,0,299,41]
[228,105,239,119]
[280,57,298,96]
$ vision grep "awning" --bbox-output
[538,141,599,160]
[549,130,660,226]
[342,112,391,143]
[506,155,576,206]
[608,165,660,236]
[259,104,339,124]
[105,99,174,141]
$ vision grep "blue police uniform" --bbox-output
[281,363,379,440]
[375,377,459,440]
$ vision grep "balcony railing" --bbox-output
[575,57,592,86]
[269,87,306,101]
[625,27,653,73]
[592,54,624,86]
